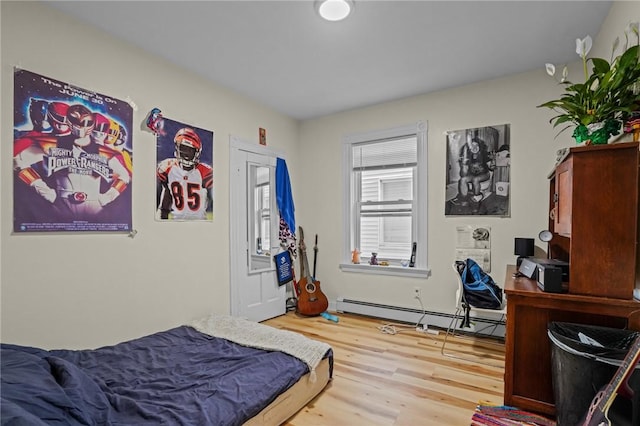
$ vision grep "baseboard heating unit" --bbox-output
[333,297,505,338]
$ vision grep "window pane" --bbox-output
[360,167,413,202]
[358,166,413,260]
[382,216,411,244]
[255,185,270,251]
[382,177,412,201]
[262,186,270,249]
[360,217,379,254]
[359,216,411,260]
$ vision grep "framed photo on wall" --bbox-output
[445,124,510,217]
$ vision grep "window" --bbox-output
[250,165,271,256]
[255,182,270,253]
[341,122,429,277]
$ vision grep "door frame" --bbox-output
[229,135,286,319]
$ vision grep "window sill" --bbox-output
[339,263,430,278]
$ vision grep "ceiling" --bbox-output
[45,1,612,120]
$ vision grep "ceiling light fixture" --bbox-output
[315,0,354,22]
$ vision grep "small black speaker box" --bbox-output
[514,237,535,257]
[537,264,566,293]
[514,237,535,267]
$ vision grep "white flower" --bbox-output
[625,21,639,48]
[545,63,556,76]
[576,36,593,81]
[611,36,622,62]
[576,36,593,59]
[544,63,568,83]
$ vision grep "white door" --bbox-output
[230,136,285,321]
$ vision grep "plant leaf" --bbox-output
[591,57,610,74]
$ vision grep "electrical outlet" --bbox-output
[413,287,421,298]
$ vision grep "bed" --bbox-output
[0,314,333,426]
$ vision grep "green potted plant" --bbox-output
[538,22,640,145]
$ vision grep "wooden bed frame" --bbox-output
[245,357,331,425]
[244,358,330,426]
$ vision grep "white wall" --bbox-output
[1,1,637,348]
[0,1,300,349]
[297,71,563,313]
[297,2,639,315]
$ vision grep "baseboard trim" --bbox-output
[331,297,505,338]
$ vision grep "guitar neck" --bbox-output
[598,335,640,413]
[301,247,313,281]
[298,226,315,282]
[313,235,318,278]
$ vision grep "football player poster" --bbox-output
[13,69,133,233]
[155,117,214,221]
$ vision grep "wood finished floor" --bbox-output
[263,311,505,426]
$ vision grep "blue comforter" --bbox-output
[1,326,332,425]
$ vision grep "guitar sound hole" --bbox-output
[306,283,316,293]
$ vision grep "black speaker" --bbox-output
[514,237,535,266]
[537,264,566,293]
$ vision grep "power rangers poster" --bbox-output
[154,116,213,221]
[13,69,133,232]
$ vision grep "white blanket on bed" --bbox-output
[188,314,331,377]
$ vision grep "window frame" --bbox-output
[340,121,430,278]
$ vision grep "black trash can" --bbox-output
[548,322,640,426]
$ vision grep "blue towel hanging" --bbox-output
[276,158,295,234]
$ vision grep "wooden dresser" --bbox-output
[548,142,639,299]
[503,265,640,416]
[503,142,640,415]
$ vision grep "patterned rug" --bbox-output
[471,405,556,426]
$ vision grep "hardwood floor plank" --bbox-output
[264,312,506,425]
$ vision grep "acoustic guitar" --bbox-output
[580,334,640,426]
[296,226,328,316]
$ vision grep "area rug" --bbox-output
[471,405,556,426]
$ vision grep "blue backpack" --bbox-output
[456,259,503,329]
[459,258,503,310]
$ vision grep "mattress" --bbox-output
[1,321,333,426]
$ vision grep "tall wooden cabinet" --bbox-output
[548,142,639,299]
[503,142,640,417]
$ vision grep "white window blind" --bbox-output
[352,136,417,171]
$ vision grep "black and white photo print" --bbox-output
[445,124,510,216]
